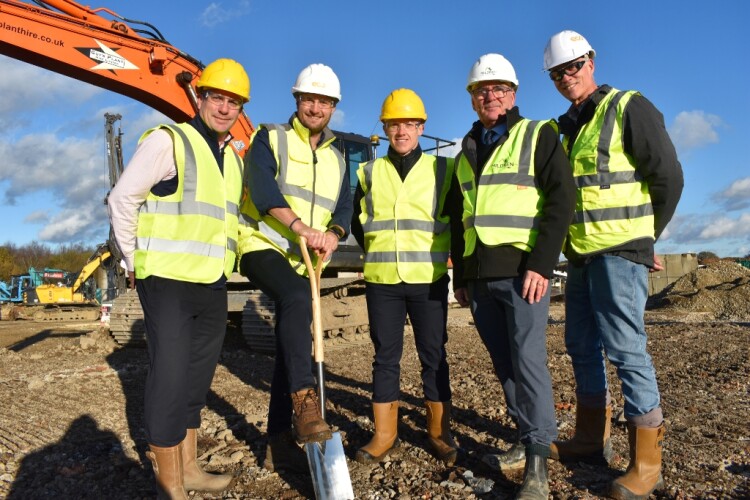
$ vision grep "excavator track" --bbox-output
[108,290,146,346]
[32,305,101,322]
[240,278,372,354]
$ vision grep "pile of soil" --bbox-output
[650,260,750,321]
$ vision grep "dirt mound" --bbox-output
[650,260,750,320]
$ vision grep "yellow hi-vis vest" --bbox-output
[357,154,453,284]
[456,119,550,255]
[134,123,243,283]
[238,117,346,274]
[564,89,654,256]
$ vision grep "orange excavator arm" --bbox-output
[0,0,254,154]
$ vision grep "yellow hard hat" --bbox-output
[196,58,250,103]
[380,88,427,122]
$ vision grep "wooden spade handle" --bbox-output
[299,237,324,362]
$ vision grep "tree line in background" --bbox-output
[0,242,96,282]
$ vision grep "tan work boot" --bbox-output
[264,429,309,473]
[146,443,188,499]
[181,428,233,492]
[355,401,400,464]
[291,387,332,444]
[550,404,613,464]
[609,423,665,500]
[425,400,459,466]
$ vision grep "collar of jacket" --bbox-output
[386,144,423,180]
[188,115,233,165]
[557,84,613,136]
[288,113,336,149]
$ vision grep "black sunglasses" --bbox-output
[549,57,588,82]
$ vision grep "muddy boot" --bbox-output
[609,423,665,500]
[425,400,459,466]
[291,387,332,444]
[515,453,549,500]
[355,402,400,464]
[180,428,232,492]
[146,443,188,499]
[482,440,526,472]
[550,404,613,464]
[264,429,309,473]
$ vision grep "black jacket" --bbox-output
[558,85,684,267]
[449,107,576,289]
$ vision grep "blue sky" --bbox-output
[1,0,748,258]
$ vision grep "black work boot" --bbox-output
[482,440,526,471]
[515,452,549,500]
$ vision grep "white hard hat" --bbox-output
[543,30,596,71]
[466,53,518,91]
[291,63,341,101]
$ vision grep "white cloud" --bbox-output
[200,1,251,28]
[432,137,463,158]
[712,176,750,211]
[699,213,750,239]
[330,109,346,128]
[668,110,722,154]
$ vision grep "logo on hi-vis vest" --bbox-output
[489,159,516,171]
[76,40,139,72]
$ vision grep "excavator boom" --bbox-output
[0,0,253,153]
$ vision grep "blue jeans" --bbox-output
[565,255,660,418]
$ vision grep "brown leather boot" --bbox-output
[291,387,332,444]
[181,428,232,492]
[355,402,400,464]
[550,404,613,464]
[264,429,309,473]
[609,423,665,500]
[425,400,459,466]
[146,443,188,499]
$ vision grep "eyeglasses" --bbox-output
[204,91,243,110]
[298,94,336,109]
[385,121,422,132]
[549,55,589,82]
[470,85,514,100]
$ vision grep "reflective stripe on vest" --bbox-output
[456,119,549,255]
[563,89,654,255]
[358,154,452,284]
[238,118,345,274]
[135,123,242,282]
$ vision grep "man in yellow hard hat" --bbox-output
[543,30,683,500]
[449,53,576,498]
[108,58,250,498]
[237,63,351,473]
[351,88,462,466]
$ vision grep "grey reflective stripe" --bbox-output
[478,172,535,187]
[573,203,654,224]
[258,220,292,251]
[240,211,258,227]
[137,236,227,259]
[575,170,641,188]
[226,200,239,217]
[474,214,540,230]
[366,250,449,263]
[270,124,344,212]
[142,199,226,220]
[361,156,447,234]
[596,92,627,173]
[463,215,474,230]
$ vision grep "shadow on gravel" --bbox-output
[9,328,90,352]
[7,415,147,499]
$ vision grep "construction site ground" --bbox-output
[0,260,748,499]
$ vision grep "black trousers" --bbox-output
[137,276,227,447]
[240,250,316,435]
[365,274,452,403]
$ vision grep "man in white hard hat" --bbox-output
[237,63,352,473]
[543,30,683,499]
[449,53,576,498]
[350,88,462,467]
[109,58,250,497]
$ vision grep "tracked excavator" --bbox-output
[0,0,377,350]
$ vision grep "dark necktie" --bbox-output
[484,129,498,145]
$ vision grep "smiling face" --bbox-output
[295,93,336,134]
[551,56,598,107]
[197,88,243,139]
[469,80,516,128]
[383,119,424,155]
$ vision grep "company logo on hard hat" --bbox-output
[570,35,585,42]
[480,67,497,76]
[312,82,325,88]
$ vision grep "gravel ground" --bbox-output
[0,260,748,499]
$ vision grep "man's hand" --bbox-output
[521,270,548,305]
[128,270,136,289]
[454,287,470,307]
[650,254,664,273]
